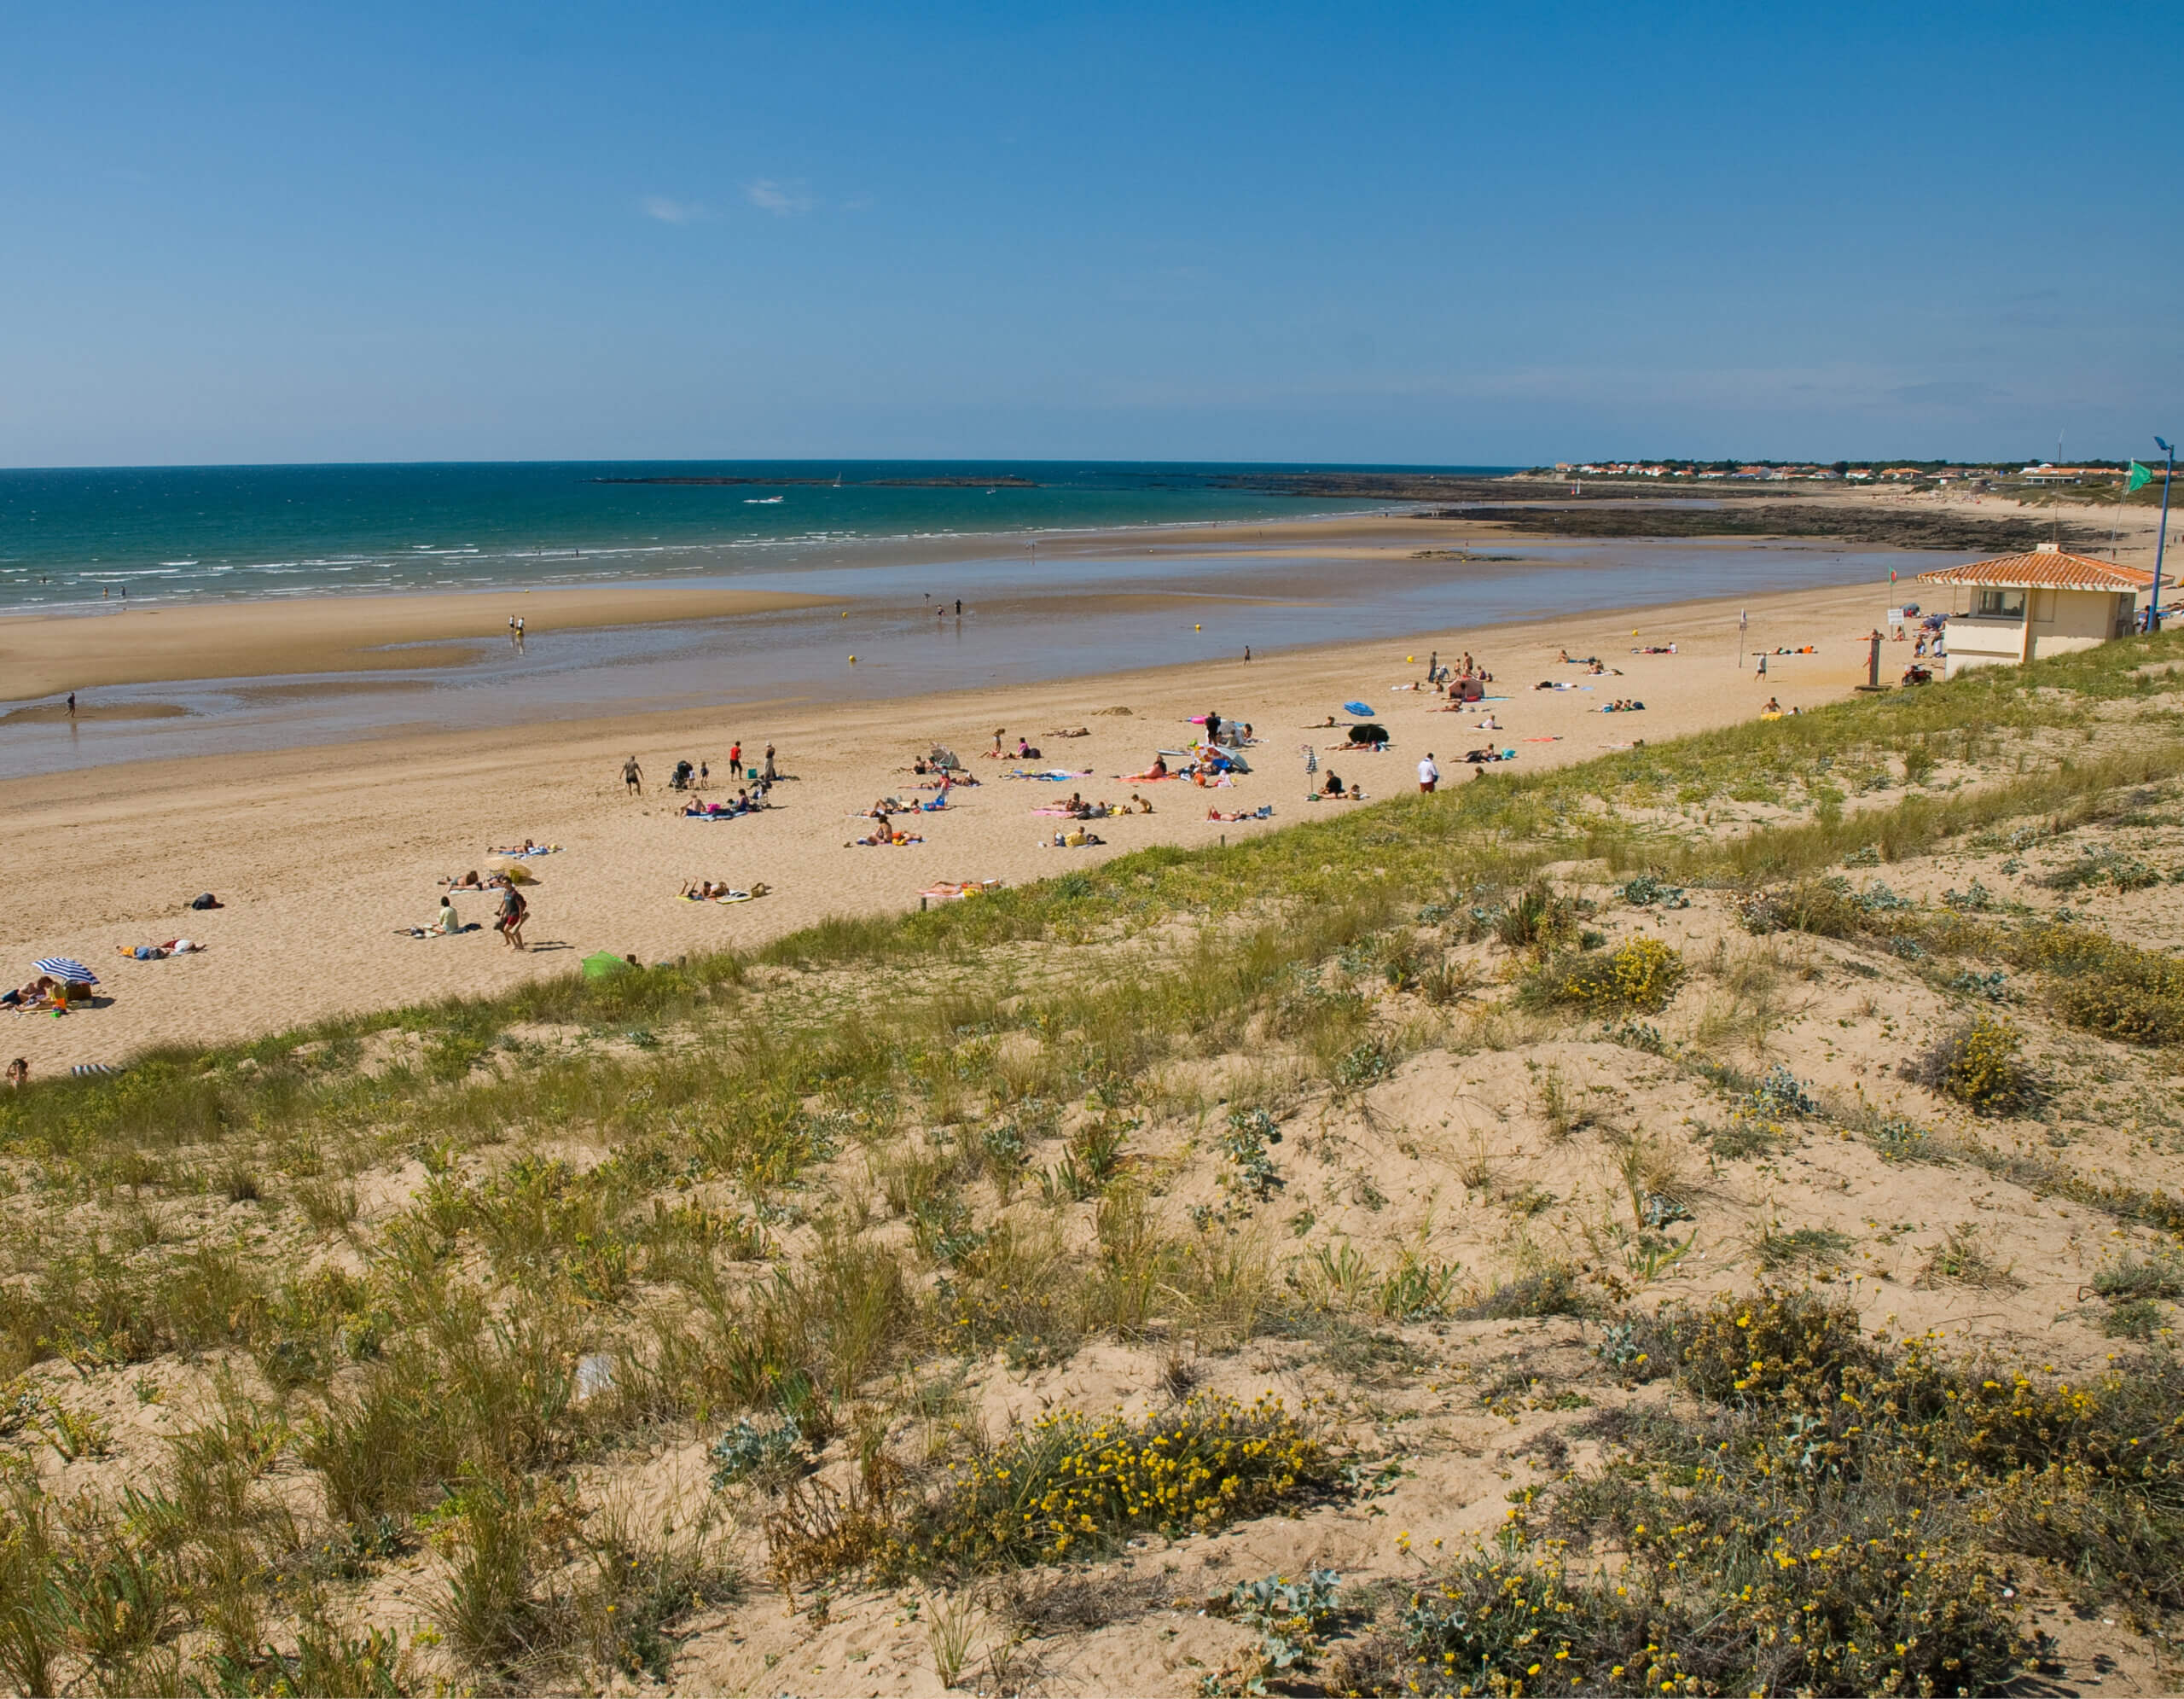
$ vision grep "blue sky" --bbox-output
[3,2,2177,467]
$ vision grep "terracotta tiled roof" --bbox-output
[1916,551,2167,591]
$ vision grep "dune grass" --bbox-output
[2,628,2182,1691]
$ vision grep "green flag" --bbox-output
[2128,462,2154,494]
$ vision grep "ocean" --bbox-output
[0,460,1451,610]
[0,460,1961,778]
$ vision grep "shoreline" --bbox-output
[0,573,1900,1074]
[0,585,842,701]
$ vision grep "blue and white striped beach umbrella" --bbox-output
[32,957,97,986]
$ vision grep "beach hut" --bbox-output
[1915,544,2167,679]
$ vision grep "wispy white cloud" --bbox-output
[746,178,816,216]
[641,194,706,224]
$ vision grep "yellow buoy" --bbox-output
[848,655,857,663]
[1194,624,1201,631]
[1406,655,1414,663]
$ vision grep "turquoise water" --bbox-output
[0,460,1465,609]
[0,460,1968,780]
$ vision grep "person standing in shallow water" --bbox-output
[66,692,76,719]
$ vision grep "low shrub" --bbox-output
[1903,1015,2037,1114]
[1520,937,1686,1013]
[767,1394,1334,1584]
[1676,1286,1874,1405]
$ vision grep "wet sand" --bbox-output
[0,585,841,699]
[0,575,1902,1077]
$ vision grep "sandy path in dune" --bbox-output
[0,577,1895,1074]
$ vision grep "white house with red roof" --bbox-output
[1916,544,2167,678]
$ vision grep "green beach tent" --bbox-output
[581,950,631,980]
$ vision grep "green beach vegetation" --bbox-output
[4,631,2184,1692]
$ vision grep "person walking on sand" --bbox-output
[497,882,528,950]
[1418,752,1440,793]
[622,756,643,794]
[764,743,777,782]
[66,692,76,719]
[729,741,741,775]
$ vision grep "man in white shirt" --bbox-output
[1418,753,1440,793]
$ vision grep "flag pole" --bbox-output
[2155,439,2175,633]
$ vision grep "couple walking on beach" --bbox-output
[497,882,528,949]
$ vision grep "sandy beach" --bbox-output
[0,574,1901,1075]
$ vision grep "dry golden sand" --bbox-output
[0,578,1898,1075]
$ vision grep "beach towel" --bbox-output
[1521,736,1562,743]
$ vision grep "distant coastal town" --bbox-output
[1536,457,2156,489]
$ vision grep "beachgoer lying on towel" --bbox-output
[1629,643,1676,655]
[488,840,559,856]
[1042,828,1106,847]
[1465,747,1515,763]
[444,869,489,890]
[1124,757,1170,781]
[115,939,207,960]
[848,825,922,846]
[3,976,62,1010]
[1206,806,1275,822]
[1045,726,1090,737]
[1600,699,1647,713]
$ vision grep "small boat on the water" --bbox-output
[744,496,785,504]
